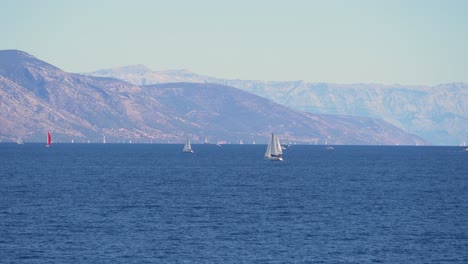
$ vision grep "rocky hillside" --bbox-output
[0,50,425,145]
[86,66,467,145]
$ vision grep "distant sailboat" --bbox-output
[325,138,334,150]
[17,137,24,144]
[265,133,283,161]
[463,136,468,152]
[46,131,52,147]
[182,136,193,153]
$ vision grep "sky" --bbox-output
[2,0,468,85]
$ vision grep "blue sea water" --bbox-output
[0,144,467,263]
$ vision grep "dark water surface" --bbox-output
[1,144,467,263]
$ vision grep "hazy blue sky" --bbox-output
[2,0,467,84]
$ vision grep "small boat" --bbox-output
[46,131,52,147]
[17,137,24,144]
[265,133,283,161]
[182,136,193,153]
[325,138,334,150]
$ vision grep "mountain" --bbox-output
[86,66,467,145]
[0,50,425,145]
[87,65,213,85]
[226,81,468,146]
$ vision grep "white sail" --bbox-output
[183,136,193,153]
[264,135,272,158]
[275,135,283,154]
[265,133,283,161]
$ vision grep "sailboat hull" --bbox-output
[265,156,283,161]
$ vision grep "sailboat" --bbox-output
[17,137,24,144]
[182,136,193,153]
[463,136,468,152]
[46,131,52,147]
[265,133,283,161]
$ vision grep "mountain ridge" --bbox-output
[86,65,467,145]
[0,50,426,145]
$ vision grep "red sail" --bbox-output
[47,131,52,145]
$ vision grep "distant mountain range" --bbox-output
[86,65,468,145]
[0,50,425,145]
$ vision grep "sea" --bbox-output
[1,143,467,263]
